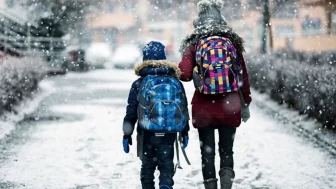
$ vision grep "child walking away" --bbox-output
[122,41,190,189]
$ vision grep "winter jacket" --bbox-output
[123,60,190,141]
[178,24,252,128]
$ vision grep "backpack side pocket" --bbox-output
[192,66,202,92]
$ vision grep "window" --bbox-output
[122,0,137,12]
[147,0,193,21]
[276,25,295,37]
[301,16,321,36]
[273,4,299,19]
[149,0,174,9]
[104,1,115,13]
[5,0,14,8]
[246,0,263,10]
[149,28,163,38]
[221,0,242,20]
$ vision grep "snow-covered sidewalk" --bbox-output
[0,69,335,189]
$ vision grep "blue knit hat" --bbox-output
[142,41,167,61]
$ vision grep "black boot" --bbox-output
[219,168,235,189]
[203,178,218,189]
[141,183,155,189]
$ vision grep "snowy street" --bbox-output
[0,69,335,189]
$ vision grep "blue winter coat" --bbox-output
[122,60,190,142]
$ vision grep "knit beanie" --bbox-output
[142,41,167,61]
[193,0,227,28]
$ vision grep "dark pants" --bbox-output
[198,126,236,180]
[139,131,175,189]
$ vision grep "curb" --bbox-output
[46,69,67,76]
[252,89,336,156]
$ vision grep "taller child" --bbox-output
[178,0,252,189]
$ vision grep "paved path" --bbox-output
[0,69,335,189]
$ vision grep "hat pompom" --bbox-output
[197,0,224,13]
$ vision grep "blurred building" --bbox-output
[86,0,335,54]
[85,0,198,59]
[237,0,336,52]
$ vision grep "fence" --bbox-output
[0,8,67,59]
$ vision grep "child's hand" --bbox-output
[122,135,132,153]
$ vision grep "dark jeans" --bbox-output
[198,126,236,180]
[140,132,175,189]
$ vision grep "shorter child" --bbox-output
[122,41,189,189]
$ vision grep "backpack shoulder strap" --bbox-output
[137,75,155,104]
[238,88,246,107]
[137,76,147,100]
[174,132,191,174]
[178,132,191,165]
[174,133,182,173]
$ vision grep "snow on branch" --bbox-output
[0,56,47,115]
[246,51,336,129]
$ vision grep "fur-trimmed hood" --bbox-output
[179,24,245,55]
[134,60,182,78]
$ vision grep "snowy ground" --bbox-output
[0,69,335,189]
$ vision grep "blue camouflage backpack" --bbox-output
[137,75,189,133]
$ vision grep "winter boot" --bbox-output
[159,184,173,189]
[219,168,235,189]
[142,184,155,189]
[203,178,218,189]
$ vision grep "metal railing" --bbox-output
[0,8,67,57]
[0,34,67,55]
[0,8,27,25]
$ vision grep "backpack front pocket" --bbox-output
[149,101,183,131]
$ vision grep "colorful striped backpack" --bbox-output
[137,75,189,133]
[193,36,242,95]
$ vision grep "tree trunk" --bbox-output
[326,7,332,35]
[261,0,270,54]
[268,23,274,51]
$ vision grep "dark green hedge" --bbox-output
[273,50,336,66]
[246,51,336,129]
